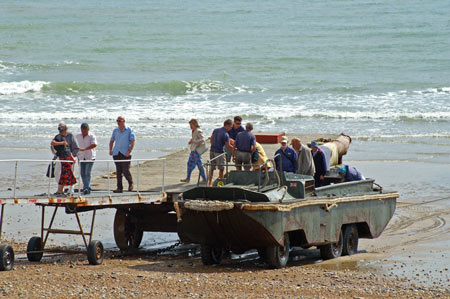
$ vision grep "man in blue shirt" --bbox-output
[233,122,256,171]
[274,136,298,173]
[109,116,136,193]
[209,119,233,186]
[225,116,245,163]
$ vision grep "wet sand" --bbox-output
[1,133,450,297]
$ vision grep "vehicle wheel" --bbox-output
[319,230,343,260]
[266,233,290,268]
[0,244,14,271]
[257,248,267,261]
[200,245,223,265]
[113,209,143,251]
[342,225,359,256]
[87,240,104,265]
[27,236,43,262]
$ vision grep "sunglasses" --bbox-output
[116,120,124,122]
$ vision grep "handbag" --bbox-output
[251,149,259,162]
[46,162,56,178]
[195,143,208,155]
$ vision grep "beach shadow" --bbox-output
[126,248,331,274]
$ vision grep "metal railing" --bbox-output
[0,157,166,198]
[201,153,281,191]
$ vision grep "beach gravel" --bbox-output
[0,253,448,298]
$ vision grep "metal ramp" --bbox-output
[0,158,172,271]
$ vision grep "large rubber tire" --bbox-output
[27,236,43,262]
[319,230,343,260]
[0,244,14,271]
[342,225,359,256]
[266,233,290,268]
[200,245,224,265]
[113,209,143,251]
[87,240,104,265]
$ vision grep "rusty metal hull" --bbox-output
[177,194,397,253]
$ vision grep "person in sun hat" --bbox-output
[310,141,327,187]
[274,135,298,173]
[338,165,365,182]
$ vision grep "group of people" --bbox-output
[51,115,364,195]
[181,116,272,186]
[51,116,135,195]
[274,137,328,187]
[181,116,364,187]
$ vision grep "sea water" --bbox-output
[1,0,450,262]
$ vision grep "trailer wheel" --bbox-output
[342,225,359,256]
[266,233,290,268]
[0,244,14,271]
[200,245,223,265]
[27,236,43,262]
[114,209,143,251]
[319,230,343,260]
[88,240,104,265]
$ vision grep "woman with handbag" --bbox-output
[50,122,78,195]
[181,119,207,183]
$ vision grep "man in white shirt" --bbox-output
[76,123,98,194]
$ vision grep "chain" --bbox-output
[154,240,182,255]
[117,240,182,257]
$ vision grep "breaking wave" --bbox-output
[0,81,49,95]
[40,80,250,96]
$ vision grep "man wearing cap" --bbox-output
[274,136,298,173]
[290,138,315,176]
[109,116,136,193]
[310,141,327,187]
[338,165,365,182]
[233,122,256,171]
[76,123,98,195]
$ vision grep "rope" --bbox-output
[184,200,235,212]
[240,192,399,212]
[373,182,383,193]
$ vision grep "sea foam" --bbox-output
[0,80,48,95]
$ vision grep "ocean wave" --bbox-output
[0,81,49,95]
[286,110,450,121]
[0,61,17,75]
[39,79,249,96]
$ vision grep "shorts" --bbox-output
[224,146,233,163]
[210,151,226,170]
[235,151,251,170]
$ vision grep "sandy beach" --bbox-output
[1,133,450,298]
